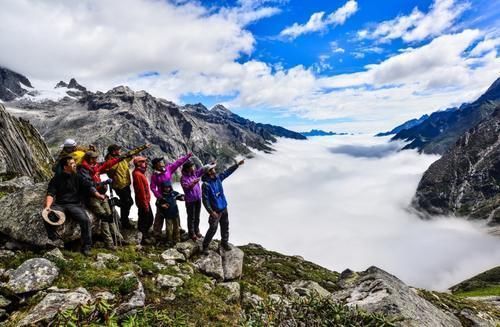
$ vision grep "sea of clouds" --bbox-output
[135,135,500,290]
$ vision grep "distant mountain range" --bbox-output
[0,67,305,168]
[388,78,500,154]
[375,115,429,137]
[300,129,349,137]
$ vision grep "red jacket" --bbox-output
[79,157,121,193]
[133,168,150,210]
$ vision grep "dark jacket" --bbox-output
[47,172,97,205]
[201,164,238,213]
[157,190,184,219]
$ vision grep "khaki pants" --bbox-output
[165,216,181,245]
[88,197,123,246]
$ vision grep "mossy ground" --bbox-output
[450,266,500,297]
[1,245,497,326]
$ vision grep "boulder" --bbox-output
[0,182,100,247]
[285,280,331,298]
[4,258,59,294]
[17,288,91,326]
[331,266,462,326]
[114,272,145,317]
[96,253,120,263]
[44,248,66,262]
[175,240,198,259]
[156,274,184,290]
[221,245,244,280]
[219,282,240,303]
[161,248,185,262]
[0,176,34,193]
[194,251,224,280]
[242,292,264,307]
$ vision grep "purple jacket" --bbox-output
[180,167,205,203]
[150,153,192,199]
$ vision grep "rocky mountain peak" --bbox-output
[211,104,232,116]
[478,77,500,102]
[54,81,68,88]
[0,67,33,101]
[67,78,87,92]
[183,103,209,113]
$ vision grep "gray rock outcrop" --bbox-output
[331,266,462,326]
[0,182,99,247]
[0,103,53,182]
[161,248,186,262]
[221,245,244,280]
[18,287,91,326]
[114,272,145,317]
[4,258,59,294]
[194,250,224,280]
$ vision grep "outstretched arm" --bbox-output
[166,153,193,174]
[219,160,244,182]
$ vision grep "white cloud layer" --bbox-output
[279,0,358,39]
[208,136,500,290]
[358,0,470,43]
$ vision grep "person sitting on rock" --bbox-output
[78,151,125,250]
[104,143,150,230]
[52,138,95,173]
[181,160,215,241]
[44,156,106,256]
[156,180,185,246]
[201,159,244,254]
[132,156,154,244]
[150,153,192,238]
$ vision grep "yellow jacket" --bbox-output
[53,147,89,172]
[106,145,148,190]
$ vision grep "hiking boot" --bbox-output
[105,243,117,250]
[202,247,209,255]
[195,232,203,238]
[221,242,231,251]
[191,235,198,242]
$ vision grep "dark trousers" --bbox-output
[186,200,201,237]
[137,206,154,235]
[203,208,229,249]
[114,186,134,226]
[52,203,92,249]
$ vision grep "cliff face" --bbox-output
[0,103,53,182]
[413,105,500,226]
[0,67,33,101]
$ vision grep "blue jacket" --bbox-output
[202,164,238,213]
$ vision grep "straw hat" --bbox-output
[41,208,66,226]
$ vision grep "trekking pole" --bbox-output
[109,188,122,247]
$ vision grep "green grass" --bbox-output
[454,285,500,297]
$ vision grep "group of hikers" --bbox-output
[42,139,244,256]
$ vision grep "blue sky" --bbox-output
[0,0,499,132]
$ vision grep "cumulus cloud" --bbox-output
[0,0,259,81]
[210,136,500,290]
[279,0,358,39]
[1,0,497,133]
[359,0,470,43]
[226,30,499,131]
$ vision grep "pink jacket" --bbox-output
[150,153,192,198]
